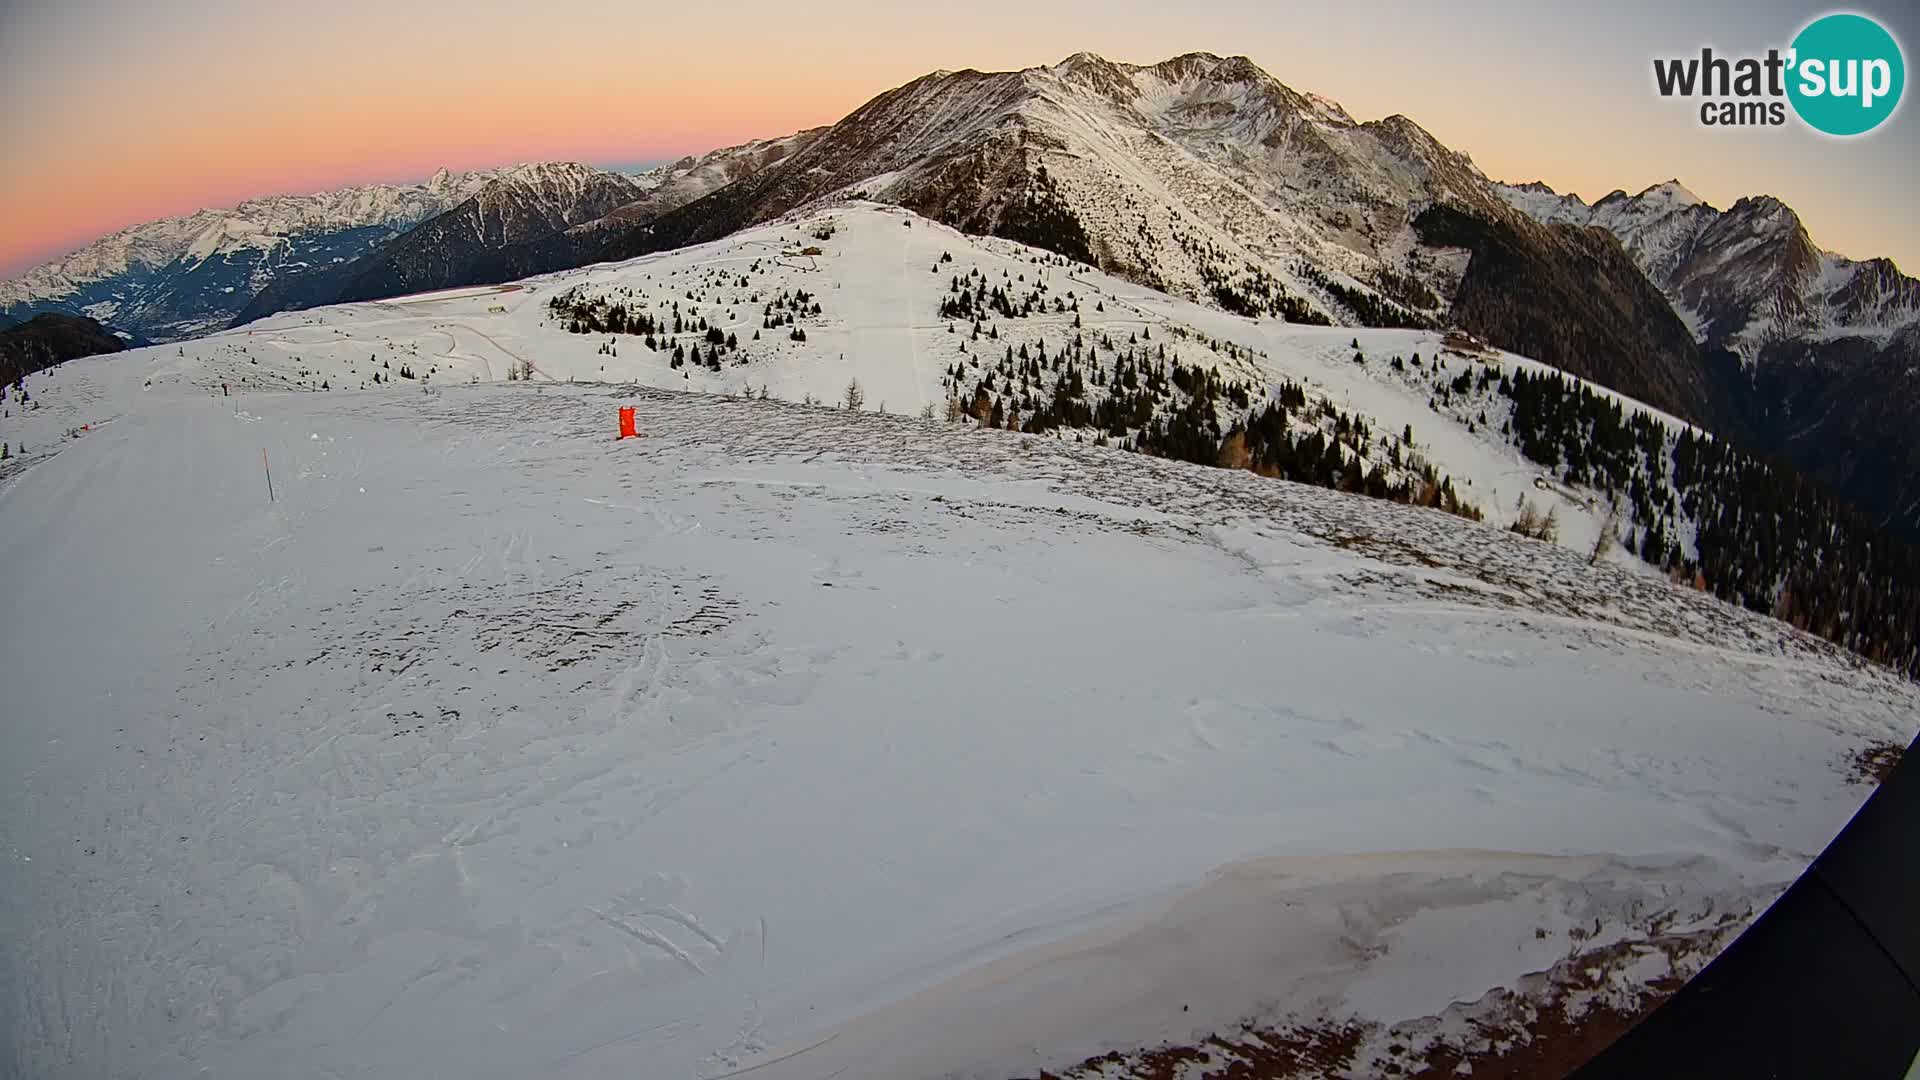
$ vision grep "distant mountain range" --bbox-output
[1498,179,1920,539]
[5,51,1917,535]
[1498,180,1920,358]
[232,162,652,322]
[0,167,514,340]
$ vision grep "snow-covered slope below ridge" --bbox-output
[79,202,1713,567]
[3,267,1914,1076]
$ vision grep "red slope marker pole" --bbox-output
[263,448,275,503]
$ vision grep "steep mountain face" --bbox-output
[585,52,1713,430]
[0,169,502,341]
[0,313,128,386]
[578,129,828,235]
[1500,180,1920,537]
[1743,326,1920,541]
[1411,205,1727,429]
[601,53,1507,320]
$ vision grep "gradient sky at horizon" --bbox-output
[3,0,1915,278]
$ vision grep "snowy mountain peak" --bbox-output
[1723,193,1798,228]
[592,51,1543,350]
[1038,50,1328,126]
[1145,50,1268,85]
[1054,49,1122,72]
[487,160,613,187]
[1366,114,1478,171]
[1590,188,1633,211]
[1305,92,1358,126]
[622,52,1531,338]
[1051,50,1140,102]
[1637,178,1703,208]
[461,162,644,227]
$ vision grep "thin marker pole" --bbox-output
[263,448,275,503]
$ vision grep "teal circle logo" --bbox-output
[1787,13,1905,135]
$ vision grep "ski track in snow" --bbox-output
[841,216,926,415]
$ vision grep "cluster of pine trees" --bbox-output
[1294,262,1433,330]
[546,277,828,374]
[1367,264,1443,313]
[761,289,821,329]
[667,331,742,371]
[940,314,1481,524]
[1169,227,1329,324]
[1503,368,1664,494]
[939,266,1059,321]
[1497,365,1920,677]
[1207,270,1329,324]
[1221,395,1478,518]
[548,288,661,337]
[995,165,1095,266]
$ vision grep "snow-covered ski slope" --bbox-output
[14,203,1702,567]
[2,205,1915,1079]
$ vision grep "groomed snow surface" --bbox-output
[3,207,1916,1080]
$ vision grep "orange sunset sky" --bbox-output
[3,0,1915,278]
